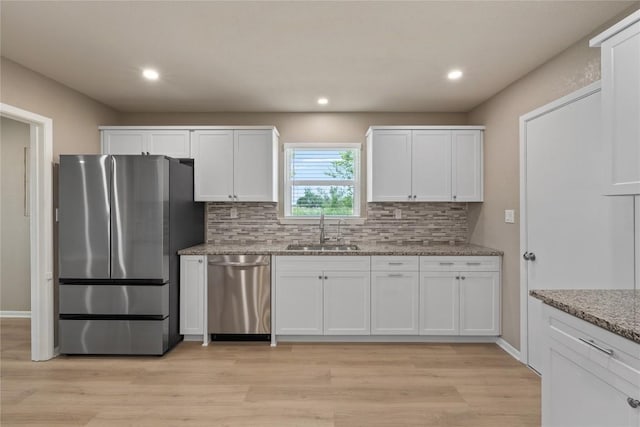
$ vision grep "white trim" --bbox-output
[0,103,54,362]
[518,82,601,366]
[496,337,521,361]
[366,125,485,136]
[590,9,640,47]
[0,311,32,318]
[99,125,279,136]
[277,335,499,343]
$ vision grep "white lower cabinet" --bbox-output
[274,256,370,336]
[371,271,419,335]
[459,272,500,335]
[179,255,206,335]
[542,305,640,427]
[324,271,370,335]
[419,272,459,335]
[274,272,323,335]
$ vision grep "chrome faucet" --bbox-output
[319,210,326,244]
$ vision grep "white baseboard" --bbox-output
[0,310,31,318]
[276,335,499,344]
[496,337,521,361]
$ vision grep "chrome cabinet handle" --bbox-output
[387,274,403,278]
[388,262,403,266]
[228,195,233,199]
[628,398,640,409]
[439,262,454,266]
[578,338,614,356]
[461,276,465,280]
[324,276,328,280]
[318,275,322,280]
[453,195,457,200]
[198,259,203,264]
[456,276,460,280]
[407,195,412,200]
[466,262,481,266]
[412,195,417,199]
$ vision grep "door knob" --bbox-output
[523,252,536,261]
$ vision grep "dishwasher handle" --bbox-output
[208,261,269,267]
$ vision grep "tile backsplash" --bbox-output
[206,202,468,245]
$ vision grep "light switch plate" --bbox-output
[504,209,515,224]
[394,208,402,219]
[230,207,238,219]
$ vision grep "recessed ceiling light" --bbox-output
[142,68,159,81]
[317,97,329,105]
[447,69,463,80]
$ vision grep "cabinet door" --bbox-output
[102,131,146,155]
[233,130,276,202]
[419,272,459,335]
[544,342,639,427]
[191,130,234,202]
[371,272,419,335]
[452,130,483,201]
[601,22,640,195]
[411,130,452,201]
[275,272,323,335]
[459,271,499,336]
[179,256,205,335]
[323,271,370,335]
[148,130,191,158]
[368,130,412,201]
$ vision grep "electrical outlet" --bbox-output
[230,207,238,219]
[394,208,402,219]
[504,209,515,224]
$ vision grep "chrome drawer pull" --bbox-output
[439,262,454,266]
[628,398,640,409]
[387,274,403,278]
[579,338,614,356]
[466,262,481,265]
[388,262,403,266]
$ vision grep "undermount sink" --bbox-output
[286,244,360,251]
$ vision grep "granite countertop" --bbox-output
[178,242,503,256]
[530,289,640,344]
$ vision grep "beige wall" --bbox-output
[467,35,606,349]
[0,57,120,160]
[1,117,31,311]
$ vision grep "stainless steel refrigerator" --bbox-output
[58,155,203,355]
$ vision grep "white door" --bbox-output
[179,256,205,335]
[191,130,234,202]
[275,272,323,335]
[148,130,191,158]
[368,130,412,201]
[419,272,459,335]
[523,86,635,373]
[459,272,499,336]
[411,130,452,201]
[452,130,483,201]
[323,271,370,335]
[371,271,419,335]
[233,130,275,202]
[102,131,146,155]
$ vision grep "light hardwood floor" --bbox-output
[1,319,540,426]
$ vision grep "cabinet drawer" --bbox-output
[275,256,370,272]
[371,256,419,271]
[546,306,640,387]
[420,256,499,271]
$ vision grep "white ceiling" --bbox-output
[1,1,636,113]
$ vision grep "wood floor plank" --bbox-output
[0,318,541,426]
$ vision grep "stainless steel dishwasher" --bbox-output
[207,255,271,339]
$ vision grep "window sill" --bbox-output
[278,217,366,225]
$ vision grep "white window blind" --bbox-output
[284,144,361,217]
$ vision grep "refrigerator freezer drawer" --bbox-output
[59,283,169,316]
[59,318,169,355]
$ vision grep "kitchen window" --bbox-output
[284,143,361,218]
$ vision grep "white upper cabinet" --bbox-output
[591,11,640,195]
[191,128,278,202]
[101,129,190,158]
[452,131,483,201]
[366,130,413,201]
[367,126,483,202]
[412,130,452,201]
